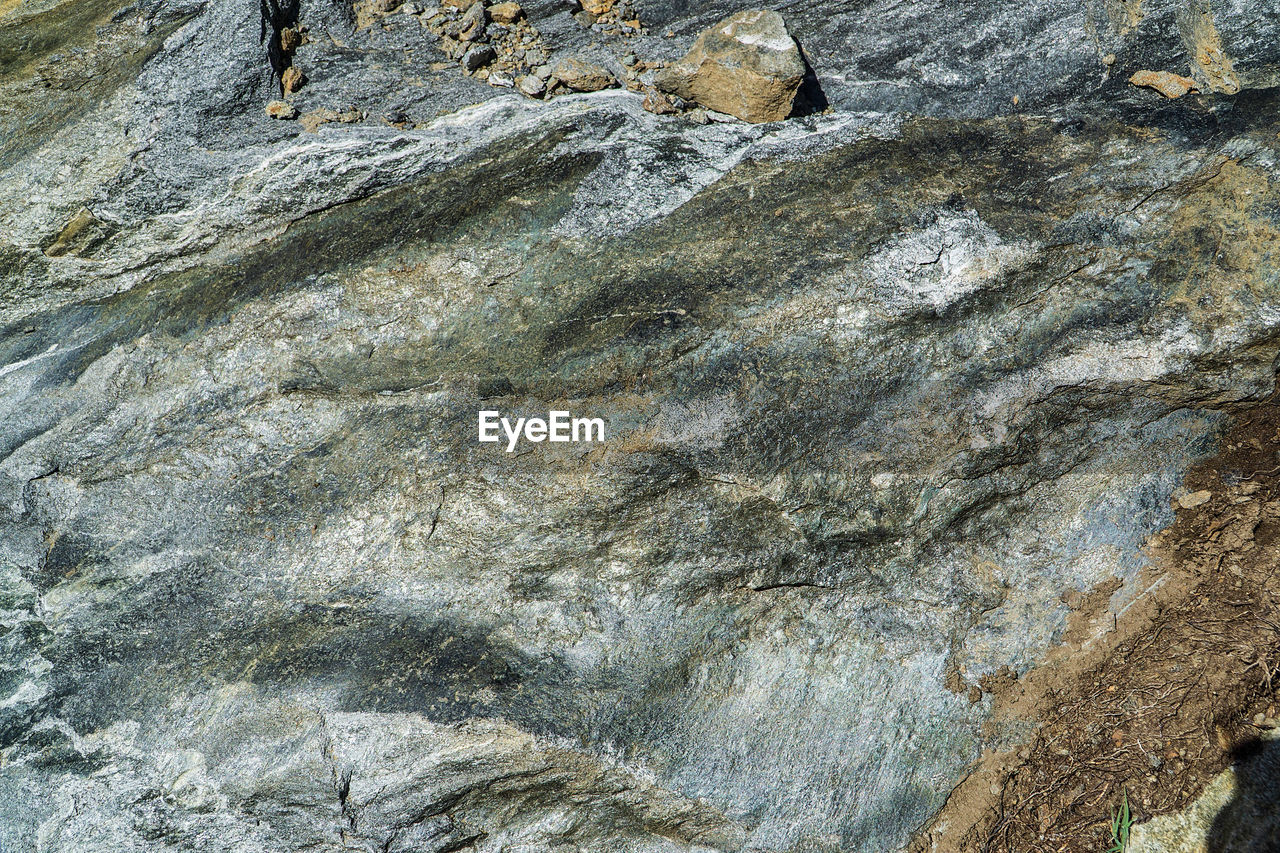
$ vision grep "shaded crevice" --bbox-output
[260,0,301,94]
[789,43,829,118]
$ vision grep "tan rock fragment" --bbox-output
[265,100,298,119]
[281,66,305,94]
[552,57,616,92]
[1128,69,1199,98]
[279,27,303,52]
[642,89,680,114]
[653,9,804,123]
[488,1,524,23]
[1178,489,1213,509]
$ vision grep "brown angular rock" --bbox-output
[265,100,297,119]
[281,66,305,94]
[654,9,804,123]
[1128,69,1200,98]
[488,1,524,23]
[552,57,616,92]
[642,89,679,115]
[279,27,303,52]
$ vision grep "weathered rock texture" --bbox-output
[3,0,1280,851]
[654,10,804,122]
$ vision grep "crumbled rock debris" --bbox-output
[264,99,298,119]
[1129,69,1201,98]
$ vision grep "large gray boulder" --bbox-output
[4,0,1280,851]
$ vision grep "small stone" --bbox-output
[281,66,305,94]
[1178,489,1212,509]
[525,47,547,66]
[1129,69,1199,99]
[552,56,616,91]
[461,43,496,72]
[442,0,480,8]
[265,100,297,119]
[384,108,409,124]
[533,63,553,80]
[279,27,303,52]
[517,74,545,97]
[401,1,422,12]
[642,89,678,114]
[654,9,805,123]
[574,10,597,26]
[621,52,637,66]
[456,1,487,41]
[488,1,524,23]
[489,70,514,87]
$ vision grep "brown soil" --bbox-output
[913,392,1280,852]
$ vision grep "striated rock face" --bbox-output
[4,0,1280,851]
[654,10,805,122]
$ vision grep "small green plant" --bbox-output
[1106,790,1132,853]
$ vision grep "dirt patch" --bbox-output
[913,393,1280,852]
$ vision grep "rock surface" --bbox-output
[4,0,1280,851]
[655,10,804,122]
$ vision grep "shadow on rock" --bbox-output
[1208,735,1280,852]
[790,45,828,118]
[260,0,302,86]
